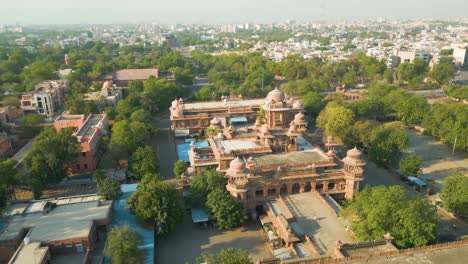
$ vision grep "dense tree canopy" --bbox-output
[23,127,80,198]
[0,159,17,206]
[127,174,184,236]
[440,173,468,216]
[206,190,246,230]
[173,160,188,178]
[399,154,423,177]
[344,185,438,248]
[423,103,468,151]
[105,225,142,264]
[317,103,355,139]
[130,145,159,180]
[110,120,148,155]
[368,122,409,167]
[96,176,122,200]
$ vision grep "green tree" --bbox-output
[394,95,429,125]
[130,145,159,180]
[317,103,355,139]
[343,185,438,248]
[110,120,148,154]
[302,91,323,118]
[194,86,214,101]
[440,173,468,216]
[0,159,17,206]
[96,176,122,200]
[173,160,188,178]
[430,62,455,85]
[105,225,142,264]
[19,114,44,138]
[368,122,409,167]
[23,127,80,198]
[127,174,184,236]
[206,190,246,230]
[399,154,423,177]
[196,248,252,264]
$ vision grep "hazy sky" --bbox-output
[1,0,467,25]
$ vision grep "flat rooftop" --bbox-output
[215,139,265,154]
[9,242,49,264]
[0,196,112,242]
[254,149,328,167]
[283,192,355,255]
[56,115,84,121]
[183,99,265,111]
[75,115,102,138]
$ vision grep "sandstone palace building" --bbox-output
[170,88,365,212]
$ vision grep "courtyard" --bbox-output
[155,215,272,264]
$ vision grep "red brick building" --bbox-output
[54,114,108,174]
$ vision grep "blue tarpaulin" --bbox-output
[408,177,427,187]
[104,184,154,264]
[185,138,196,143]
[191,208,209,223]
[177,141,210,162]
[230,116,248,124]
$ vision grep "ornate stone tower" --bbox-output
[342,147,366,199]
[225,157,250,208]
[263,88,290,129]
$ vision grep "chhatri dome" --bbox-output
[171,99,180,108]
[292,100,304,110]
[346,146,362,160]
[102,80,113,89]
[229,157,246,172]
[294,112,305,122]
[266,88,285,103]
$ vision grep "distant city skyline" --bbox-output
[1,0,467,25]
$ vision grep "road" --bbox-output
[191,76,210,93]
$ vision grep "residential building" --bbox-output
[0,195,112,263]
[53,114,108,174]
[0,132,13,158]
[20,80,68,117]
[452,44,468,67]
[0,106,22,124]
[396,48,431,63]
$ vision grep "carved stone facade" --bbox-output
[182,88,366,211]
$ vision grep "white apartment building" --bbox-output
[20,80,68,117]
[451,44,468,67]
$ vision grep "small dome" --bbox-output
[210,117,221,126]
[294,112,305,122]
[230,157,246,172]
[102,80,113,89]
[293,100,304,110]
[346,147,362,159]
[261,124,270,134]
[171,99,179,108]
[266,88,285,103]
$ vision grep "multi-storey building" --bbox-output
[20,80,68,117]
[54,114,108,174]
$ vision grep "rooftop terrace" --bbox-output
[215,139,267,154]
[75,115,102,138]
[254,149,328,167]
[183,99,265,111]
[0,195,112,243]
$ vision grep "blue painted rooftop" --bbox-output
[177,141,210,162]
[105,184,154,264]
[230,116,248,124]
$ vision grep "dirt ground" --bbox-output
[405,130,467,192]
[155,215,272,264]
